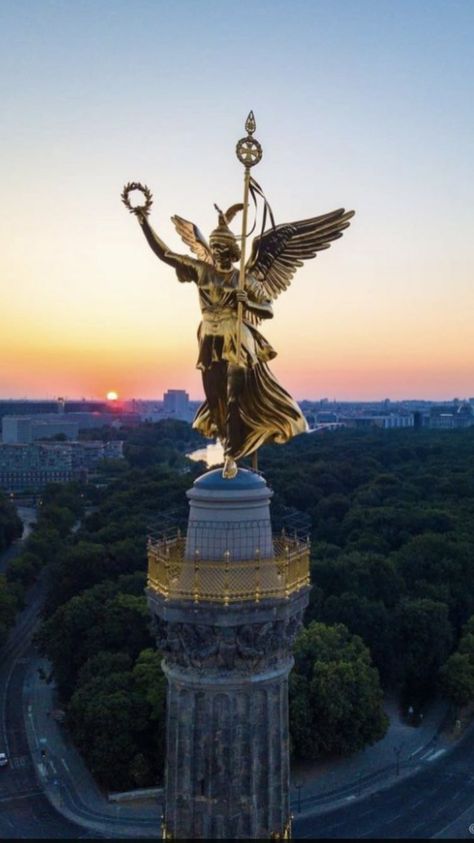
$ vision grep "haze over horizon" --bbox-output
[0,391,470,405]
[1,0,473,402]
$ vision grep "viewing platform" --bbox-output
[147,531,310,605]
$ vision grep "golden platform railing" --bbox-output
[147,533,310,605]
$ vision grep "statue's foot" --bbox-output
[222,456,238,479]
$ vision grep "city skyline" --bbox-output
[1,0,473,401]
[0,390,472,404]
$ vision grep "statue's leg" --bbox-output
[201,362,227,442]
[223,364,246,477]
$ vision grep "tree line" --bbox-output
[0,493,24,647]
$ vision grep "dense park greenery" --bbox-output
[261,427,474,710]
[12,420,474,790]
[0,492,24,647]
[439,616,474,708]
[0,493,22,553]
[290,622,388,758]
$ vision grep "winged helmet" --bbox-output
[171,204,355,305]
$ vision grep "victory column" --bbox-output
[123,114,354,839]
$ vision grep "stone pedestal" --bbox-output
[147,469,309,839]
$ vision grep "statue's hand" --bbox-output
[235,289,248,304]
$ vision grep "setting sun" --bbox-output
[106,391,119,401]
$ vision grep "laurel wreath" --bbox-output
[121,182,153,216]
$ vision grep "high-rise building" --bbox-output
[163,389,191,420]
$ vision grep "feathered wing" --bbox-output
[246,208,355,299]
[171,215,213,264]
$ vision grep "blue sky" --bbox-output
[1,0,473,399]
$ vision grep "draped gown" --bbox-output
[175,259,307,460]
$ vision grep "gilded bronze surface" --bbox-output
[123,113,354,478]
[147,533,310,605]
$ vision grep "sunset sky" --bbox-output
[1,0,473,401]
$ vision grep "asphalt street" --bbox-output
[0,578,90,839]
[293,728,474,839]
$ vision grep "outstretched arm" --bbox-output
[136,212,199,281]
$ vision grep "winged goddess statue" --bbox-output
[122,116,354,479]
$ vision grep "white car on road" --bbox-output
[0,752,8,767]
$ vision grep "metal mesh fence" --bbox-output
[148,531,310,605]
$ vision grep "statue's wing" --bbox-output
[246,208,355,299]
[171,215,213,264]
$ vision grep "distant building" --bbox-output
[163,390,192,421]
[316,411,338,424]
[456,402,474,427]
[339,414,414,430]
[2,416,79,443]
[0,443,76,491]
[0,398,108,422]
[0,440,124,492]
[429,403,474,429]
[68,440,124,469]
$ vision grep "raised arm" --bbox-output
[136,212,200,282]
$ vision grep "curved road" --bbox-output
[0,578,90,839]
[293,734,474,839]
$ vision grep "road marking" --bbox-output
[346,794,356,800]
[28,709,39,749]
[62,757,70,773]
[411,798,424,809]
[358,807,375,818]
[10,754,30,768]
[426,749,446,762]
[410,745,426,758]
[411,820,428,833]
[37,761,47,779]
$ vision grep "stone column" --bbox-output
[147,469,309,840]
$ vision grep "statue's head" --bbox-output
[209,203,242,269]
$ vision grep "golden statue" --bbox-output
[122,113,354,479]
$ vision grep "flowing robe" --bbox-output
[175,260,307,460]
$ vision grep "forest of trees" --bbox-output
[7,420,474,791]
[0,493,24,647]
[260,427,474,711]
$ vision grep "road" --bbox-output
[293,731,474,839]
[0,578,90,839]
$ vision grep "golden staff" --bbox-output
[235,111,262,365]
